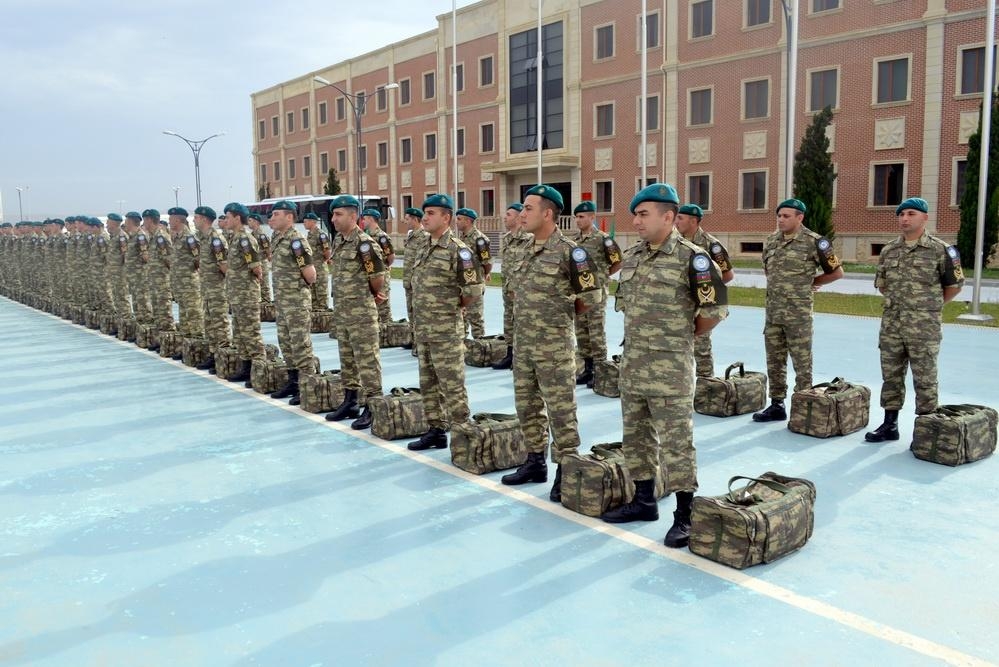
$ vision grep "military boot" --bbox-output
[752,399,787,422]
[271,369,299,400]
[350,405,373,430]
[325,389,359,421]
[196,354,215,372]
[491,346,513,370]
[548,465,563,502]
[865,409,900,442]
[407,427,447,451]
[501,452,548,485]
[601,479,659,523]
[575,358,594,386]
[229,360,251,383]
[663,491,694,548]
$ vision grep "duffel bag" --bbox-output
[464,335,508,367]
[560,443,634,517]
[449,413,527,474]
[369,387,428,440]
[789,377,870,438]
[310,310,335,333]
[300,370,345,413]
[116,317,137,342]
[159,331,184,359]
[259,301,276,322]
[592,355,622,398]
[689,472,816,569]
[135,323,159,350]
[694,362,768,417]
[182,337,210,368]
[214,347,241,380]
[910,404,997,466]
[379,319,413,348]
[99,313,118,336]
[251,358,288,394]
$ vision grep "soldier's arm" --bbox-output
[251,265,262,280]
[943,285,961,303]
[720,268,734,284]
[608,258,622,276]
[369,274,386,301]
[694,314,723,336]
[812,266,843,288]
[301,264,317,285]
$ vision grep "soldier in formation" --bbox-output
[223,202,266,385]
[455,207,492,339]
[491,203,527,371]
[194,206,231,373]
[168,207,205,344]
[303,212,332,311]
[247,213,273,303]
[361,208,395,327]
[401,206,428,352]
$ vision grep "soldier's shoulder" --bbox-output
[925,234,953,253]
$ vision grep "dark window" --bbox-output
[260,163,267,183]
[425,134,437,160]
[691,0,713,39]
[596,25,614,59]
[813,0,839,11]
[480,124,494,153]
[318,101,328,125]
[644,96,660,131]
[645,12,660,48]
[741,241,764,253]
[810,69,838,111]
[320,152,329,174]
[358,145,367,170]
[877,58,909,103]
[873,163,905,206]
[509,21,564,154]
[741,171,767,210]
[746,0,770,27]
[596,103,614,137]
[480,56,494,87]
[402,195,413,210]
[377,142,388,167]
[286,111,294,133]
[288,158,296,179]
[961,46,997,95]
[336,97,346,121]
[456,128,465,156]
[337,150,346,173]
[376,86,387,111]
[258,119,265,140]
[955,159,968,203]
[457,191,466,208]
[455,63,464,92]
[688,175,710,208]
[745,79,769,119]
[690,88,712,125]
[399,79,411,105]
[482,189,495,216]
[303,155,311,178]
[595,181,613,212]
[356,91,366,116]
[401,137,412,164]
[272,116,279,136]
[273,161,280,180]
[424,72,436,99]
[302,107,310,130]
[871,243,886,256]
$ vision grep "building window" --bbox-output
[960,46,997,95]
[399,78,411,105]
[689,88,712,126]
[595,103,615,137]
[301,107,310,130]
[273,161,281,180]
[741,241,764,253]
[402,195,413,210]
[480,124,495,153]
[457,191,466,209]
[954,158,968,205]
[809,68,838,111]
[509,21,564,153]
[637,177,659,189]
[872,163,905,206]
[258,119,265,140]
[320,152,329,174]
[746,0,771,27]
[744,79,769,119]
[454,63,464,92]
[260,163,267,183]
[688,174,711,209]
[358,145,367,170]
[336,97,346,122]
[376,86,387,112]
[876,57,910,104]
[401,137,412,164]
[272,116,279,136]
[638,95,660,131]
[595,181,613,212]
[691,0,714,39]
[482,189,496,216]
[812,0,839,12]
[425,133,437,161]
[479,56,494,87]
[286,111,295,133]
[456,128,465,157]
[638,12,660,49]
[740,170,768,210]
[318,101,328,125]
[337,149,347,173]
[303,155,311,178]
[377,141,388,167]
[288,158,296,179]
[424,71,436,100]
[595,24,614,60]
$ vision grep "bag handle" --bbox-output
[935,404,986,417]
[724,362,745,379]
[726,475,793,503]
[390,386,421,396]
[472,412,518,423]
[591,442,624,461]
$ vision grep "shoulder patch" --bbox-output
[817,238,831,251]
[458,247,473,261]
[571,247,588,262]
[710,243,722,254]
[291,239,303,250]
[604,237,615,246]
[947,245,959,259]
[186,236,197,247]
[476,236,487,247]
[137,233,146,242]
[211,238,222,249]
[691,254,711,272]
[240,238,250,248]
[359,241,371,253]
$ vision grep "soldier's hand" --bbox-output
[574,298,589,314]
[374,292,388,305]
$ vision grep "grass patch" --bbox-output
[730,257,999,279]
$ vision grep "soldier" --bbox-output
[500,185,600,501]
[168,207,205,344]
[361,208,395,327]
[107,214,132,320]
[406,195,484,451]
[194,206,232,373]
[866,197,965,442]
[145,209,176,344]
[492,203,527,370]
[247,213,273,303]
[267,200,318,404]
[454,207,492,339]
[325,196,386,430]
[401,206,429,351]
[599,184,728,549]
[91,216,114,319]
[124,212,152,326]
[303,212,332,310]
[674,203,735,378]
[753,199,843,422]
[223,202,267,384]
[569,200,622,386]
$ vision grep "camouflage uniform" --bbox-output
[111,227,132,318]
[369,227,394,326]
[616,228,728,491]
[200,227,232,354]
[93,226,114,316]
[307,225,333,310]
[499,228,530,344]
[762,226,840,399]
[403,227,430,335]
[458,226,492,338]
[128,228,153,324]
[255,227,273,302]
[149,225,176,332]
[272,228,316,374]
[226,228,266,363]
[412,228,483,430]
[569,226,622,363]
[171,224,205,337]
[688,226,732,378]
[875,233,964,414]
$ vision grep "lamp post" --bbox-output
[15,186,27,222]
[161,130,225,207]
[116,199,126,215]
[779,0,799,199]
[172,187,180,206]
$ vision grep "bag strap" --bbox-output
[724,362,745,379]
[726,475,793,503]
[936,404,985,417]
[591,442,625,461]
[472,412,517,423]
[390,386,421,396]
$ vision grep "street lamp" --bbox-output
[313,76,398,205]
[116,199,126,215]
[172,186,180,206]
[162,130,226,207]
[15,186,28,222]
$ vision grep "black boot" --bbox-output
[491,346,513,370]
[196,354,215,372]
[229,360,251,383]
[865,409,900,442]
[601,479,659,523]
[501,452,548,485]
[575,358,594,385]
[663,491,694,548]
[408,427,447,451]
[271,369,299,400]
[752,399,787,422]
[350,405,373,430]
[326,389,359,421]
[548,465,563,502]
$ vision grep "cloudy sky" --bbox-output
[0,0,476,221]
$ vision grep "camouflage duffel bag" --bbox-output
[135,323,159,350]
[300,370,345,413]
[559,443,634,517]
[788,377,870,438]
[689,472,816,569]
[694,362,767,417]
[464,335,508,367]
[592,355,622,398]
[159,331,185,359]
[99,313,118,336]
[259,301,276,322]
[214,347,241,380]
[449,413,528,474]
[182,337,210,368]
[910,404,998,466]
[251,358,288,394]
[379,319,412,348]
[310,310,335,333]
[116,317,137,342]
[264,343,281,361]
[369,387,428,440]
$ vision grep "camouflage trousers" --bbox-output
[694,332,714,378]
[879,328,941,415]
[621,391,697,492]
[501,285,514,343]
[260,261,273,302]
[417,338,471,430]
[310,268,330,310]
[230,294,265,361]
[150,280,175,332]
[276,294,315,374]
[110,267,131,317]
[404,285,415,332]
[513,336,580,464]
[96,273,114,315]
[763,318,813,400]
[202,283,231,353]
[573,292,608,360]
[129,273,153,324]
[335,314,382,405]
[377,273,392,326]
[175,278,205,337]
[462,295,486,339]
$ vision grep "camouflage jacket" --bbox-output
[876,232,964,335]
[272,227,314,303]
[199,228,228,288]
[762,225,839,316]
[329,227,385,321]
[115,229,130,269]
[499,229,531,291]
[459,226,492,271]
[689,227,732,274]
[307,226,332,269]
[127,229,149,276]
[411,228,484,343]
[570,227,622,290]
[403,227,430,289]
[149,226,173,277]
[226,228,261,290]
[171,226,201,278]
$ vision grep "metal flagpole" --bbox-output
[453,0,459,202]
[536,0,543,184]
[641,0,648,185]
[782,0,799,198]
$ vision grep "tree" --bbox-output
[793,105,837,239]
[958,93,999,269]
[257,182,272,201]
[323,168,342,196]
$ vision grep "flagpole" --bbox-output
[640,0,648,185]
[452,0,459,203]
[536,0,543,184]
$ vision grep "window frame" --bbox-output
[957,44,998,97]
[377,141,388,168]
[594,101,616,138]
[809,0,840,15]
[376,86,387,112]
[318,101,328,126]
[454,62,464,93]
[258,119,266,140]
[319,151,329,174]
[301,106,310,131]
[479,123,495,154]
[337,149,347,173]
[303,155,311,178]
[594,22,616,61]
[424,132,437,161]
[423,70,436,101]
[398,78,412,106]
[481,188,496,217]
[689,0,715,40]
[273,160,281,181]
[259,163,267,183]
[593,179,615,213]
[686,172,713,211]
[687,86,714,127]
[479,55,494,88]
[286,111,295,134]
[869,161,908,208]
[744,0,772,29]
[872,54,912,106]
[336,97,346,122]
[952,156,969,207]
[400,136,413,165]
[742,77,771,121]
[456,127,466,157]
[636,11,661,51]
[271,115,279,137]
[636,94,661,132]
[806,66,840,113]
[357,145,367,171]
[738,168,769,211]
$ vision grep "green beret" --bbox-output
[125,211,142,221]
[525,184,564,212]
[895,197,928,215]
[422,193,454,211]
[194,206,216,220]
[270,200,298,214]
[329,195,360,211]
[303,212,321,221]
[776,198,807,215]
[65,216,77,223]
[361,208,381,220]
[89,217,103,227]
[107,213,123,222]
[248,212,263,223]
[573,201,596,215]
[677,204,703,219]
[167,207,188,217]
[455,207,478,220]
[52,219,64,227]
[629,183,679,214]
[507,203,523,212]
[224,202,250,217]
[404,207,424,218]
[142,208,160,219]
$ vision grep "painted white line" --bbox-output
[7,297,997,667]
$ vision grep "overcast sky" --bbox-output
[0,0,476,221]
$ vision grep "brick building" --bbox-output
[250,0,997,258]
